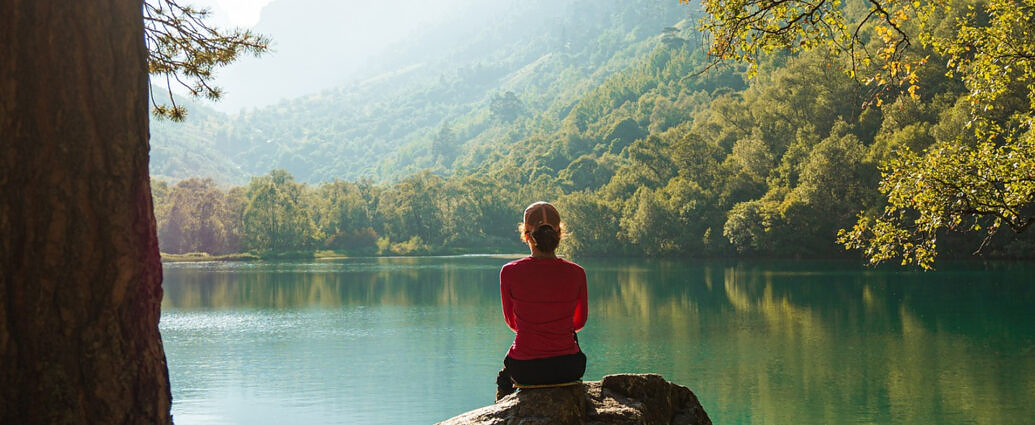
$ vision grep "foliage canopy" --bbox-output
[692,0,1035,267]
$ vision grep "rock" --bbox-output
[436,374,711,425]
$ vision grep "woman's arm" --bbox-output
[573,268,587,332]
[500,267,518,332]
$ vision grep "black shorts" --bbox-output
[500,351,587,386]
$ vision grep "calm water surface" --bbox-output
[160,256,1035,424]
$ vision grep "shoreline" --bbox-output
[159,249,528,262]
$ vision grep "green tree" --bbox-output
[555,192,624,256]
[225,186,248,252]
[604,118,648,154]
[724,199,779,254]
[621,187,678,255]
[243,170,320,251]
[315,180,377,252]
[490,91,524,122]
[439,176,516,249]
[661,175,722,255]
[840,136,1035,267]
[376,172,446,247]
[756,125,877,256]
[560,155,614,192]
[693,0,1035,267]
[155,178,240,254]
[431,122,460,165]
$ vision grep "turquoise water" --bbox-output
[160,256,1035,424]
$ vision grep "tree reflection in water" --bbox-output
[161,257,1035,424]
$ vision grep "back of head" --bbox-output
[522,202,563,253]
[530,224,560,253]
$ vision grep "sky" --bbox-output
[171,0,484,112]
[196,0,274,27]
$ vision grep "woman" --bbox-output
[496,201,588,400]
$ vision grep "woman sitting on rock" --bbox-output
[496,201,588,401]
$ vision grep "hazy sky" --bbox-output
[200,0,274,27]
[172,0,489,112]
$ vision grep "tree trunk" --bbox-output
[0,1,173,424]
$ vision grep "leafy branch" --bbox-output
[144,0,271,121]
[691,0,1035,267]
[689,0,920,102]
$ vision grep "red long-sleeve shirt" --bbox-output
[500,256,588,360]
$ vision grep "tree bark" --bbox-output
[0,1,173,424]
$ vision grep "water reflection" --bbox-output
[580,260,1035,425]
[162,257,502,309]
[160,258,1035,424]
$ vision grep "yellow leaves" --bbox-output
[875,25,894,43]
[908,84,920,99]
[893,9,910,25]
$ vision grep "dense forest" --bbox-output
[152,0,1035,263]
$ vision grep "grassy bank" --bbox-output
[160,252,262,262]
[160,245,524,262]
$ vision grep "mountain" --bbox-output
[149,0,697,184]
[148,89,246,183]
[207,0,479,111]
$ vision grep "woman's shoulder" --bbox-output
[501,257,533,274]
[502,256,533,268]
[556,257,583,268]
[558,258,586,276]
[501,256,583,272]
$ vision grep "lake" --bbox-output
[160,256,1035,424]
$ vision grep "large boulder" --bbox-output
[437,374,711,425]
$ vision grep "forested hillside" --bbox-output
[150,0,693,183]
[150,91,245,183]
[153,0,1035,263]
